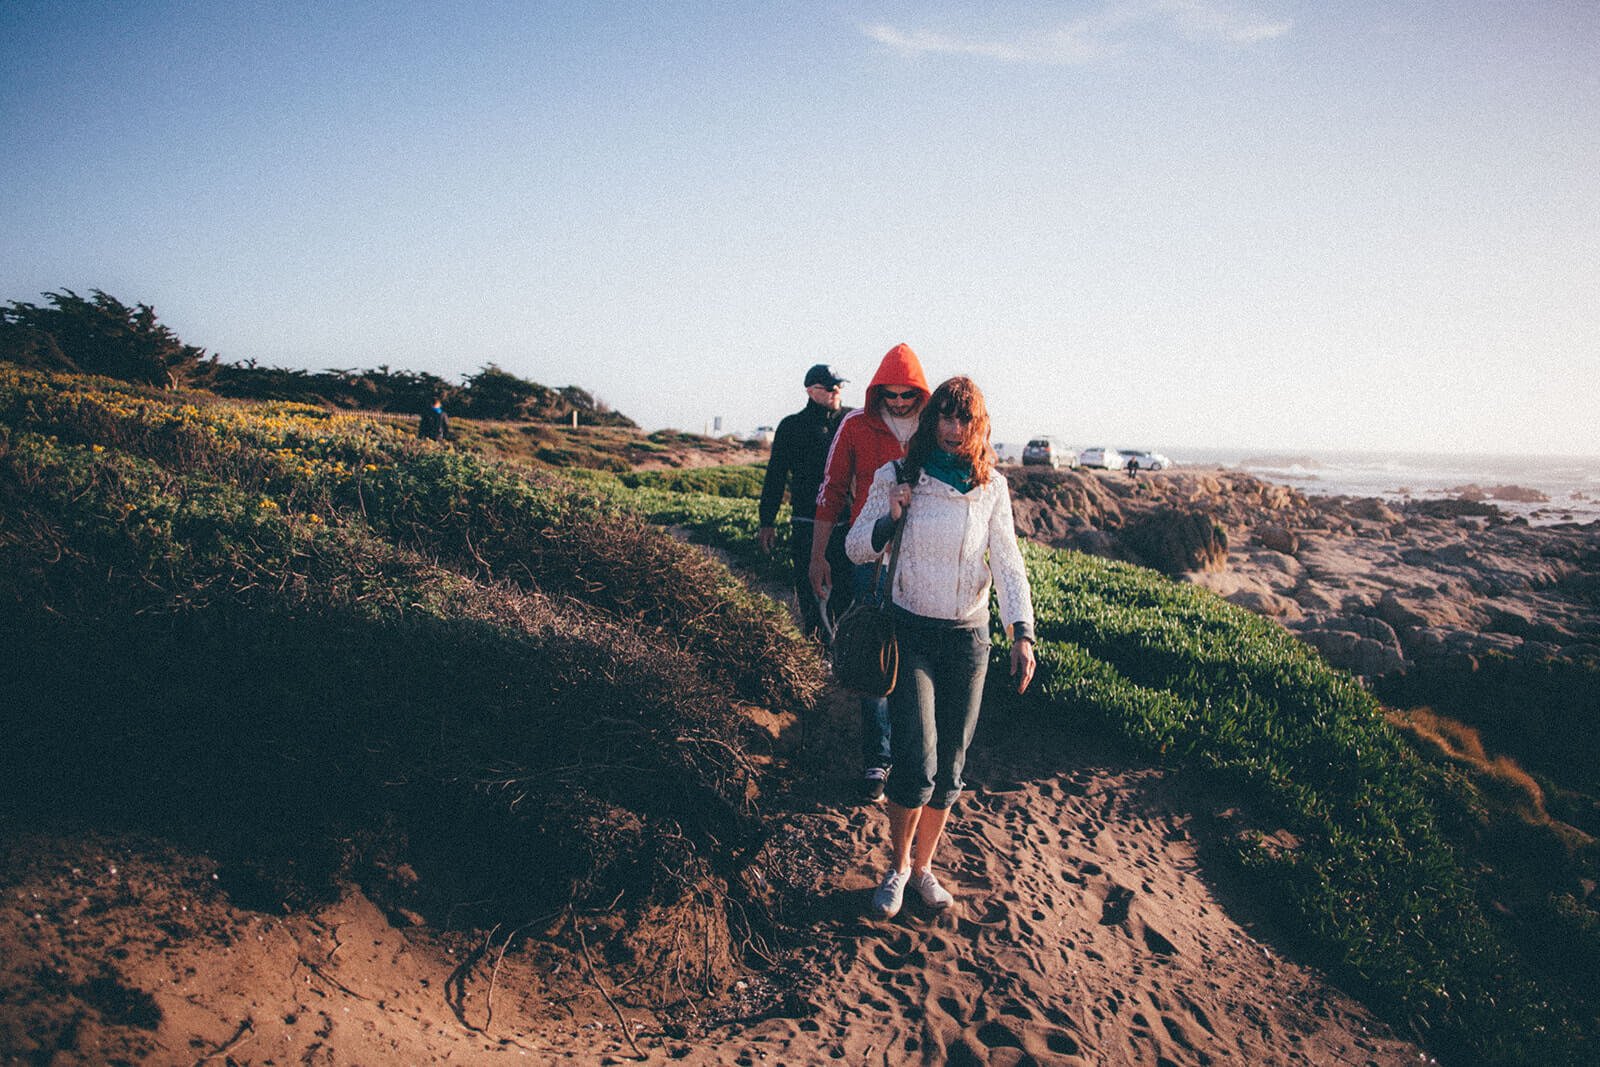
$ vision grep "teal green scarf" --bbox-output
[923,448,975,494]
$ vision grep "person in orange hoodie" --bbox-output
[810,342,931,801]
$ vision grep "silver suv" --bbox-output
[1022,436,1075,468]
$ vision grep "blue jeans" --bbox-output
[885,614,991,810]
[854,561,892,771]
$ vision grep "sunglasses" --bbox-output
[810,382,842,391]
[880,388,919,401]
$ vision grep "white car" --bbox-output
[1125,450,1172,471]
[1077,447,1123,469]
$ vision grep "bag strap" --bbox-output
[874,462,911,607]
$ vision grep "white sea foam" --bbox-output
[1170,448,1600,526]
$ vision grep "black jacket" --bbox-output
[418,406,449,440]
[758,400,851,526]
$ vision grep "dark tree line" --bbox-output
[0,289,213,388]
[1,289,633,426]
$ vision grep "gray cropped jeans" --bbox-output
[885,611,991,810]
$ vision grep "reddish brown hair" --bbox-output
[905,376,996,487]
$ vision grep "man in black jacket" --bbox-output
[759,363,854,640]
[418,396,449,441]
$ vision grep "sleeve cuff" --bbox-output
[871,515,897,552]
[1011,622,1035,644]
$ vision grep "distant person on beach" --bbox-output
[1125,454,1139,478]
[812,343,930,802]
[418,396,449,441]
[758,363,855,641]
[846,376,1036,919]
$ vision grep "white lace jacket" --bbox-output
[845,462,1035,639]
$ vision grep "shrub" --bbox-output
[0,368,812,999]
[619,464,767,499]
[351,451,818,709]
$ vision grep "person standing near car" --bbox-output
[758,364,855,641]
[845,375,1036,918]
[811,342,931,801]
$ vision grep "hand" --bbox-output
[809,555,831,600]
[1010,638,1036,694]
[757,526,776,553]
[888,483,912,521]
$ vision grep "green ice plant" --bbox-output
[1012,543,1577,1063]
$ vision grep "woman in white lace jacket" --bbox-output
[845,376,1036,919]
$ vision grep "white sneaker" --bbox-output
[911,868,954,909]
[871,868,910,918]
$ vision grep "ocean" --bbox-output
[1169,448,1600,527]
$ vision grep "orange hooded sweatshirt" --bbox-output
[814,343,931,525]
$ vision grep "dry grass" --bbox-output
[1387,708,1552,826]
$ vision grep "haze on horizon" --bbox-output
[3,2,1596,458]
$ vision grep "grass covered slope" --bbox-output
[598,463,1593,1063]
[0,367,821,998]
[1020,547,1584,1062]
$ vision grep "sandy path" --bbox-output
[691,708,1428,1066]
[1,699,1431,1065]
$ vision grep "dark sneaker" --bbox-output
[862,766,889,802]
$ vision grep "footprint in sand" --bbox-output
[970,899,1009,927]
[871,937,924,970]
[1046,1029,1084,1055]
[856,988,893,1013]
[1140,921,1179,956]
[974,1019,1024,1050]
[1173,990,1216,1036]
[1097,882,1136,926]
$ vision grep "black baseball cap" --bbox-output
[804,363,847,388]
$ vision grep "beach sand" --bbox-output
[1,686,1430,1065]
[687,695,1427,1066]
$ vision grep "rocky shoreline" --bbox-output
[1005,466,1600,682]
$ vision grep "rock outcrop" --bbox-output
[1005,466,1600,681]
[1120,509,1229,575]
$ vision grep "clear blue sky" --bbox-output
[4,1,1596,455]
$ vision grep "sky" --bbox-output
[3,1,1597,456]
